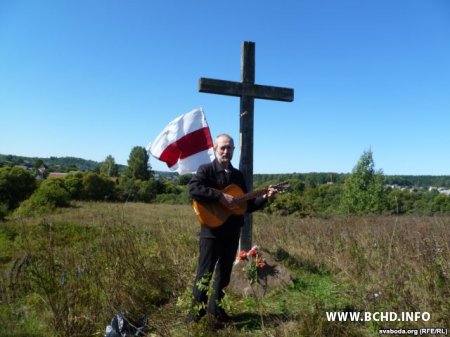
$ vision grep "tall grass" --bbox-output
[0,203,448,336]
[254,214,450,330]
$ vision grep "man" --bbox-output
[188,134,276,322]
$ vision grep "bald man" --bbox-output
[188,134,275,323]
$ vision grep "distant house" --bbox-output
[438,188,450,196]
[13,160,32,170]
[48,172,68,179]
[38,164,48,172]
[36,164,49,179]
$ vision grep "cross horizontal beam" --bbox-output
[199,78,294,102]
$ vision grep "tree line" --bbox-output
[262,150,450,217]
[2,153,450,188]
[1,148,450,220]
[0,147,188,219]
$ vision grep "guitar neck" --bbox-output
[235,188,268,202]
[232,182,288,203]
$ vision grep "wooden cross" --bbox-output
[199,41,294,251]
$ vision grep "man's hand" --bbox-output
[219,193,237,207]
[263,186,278,200]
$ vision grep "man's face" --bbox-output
[215,136,234,165]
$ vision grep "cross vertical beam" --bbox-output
[239,42,255,251]
[199,41,294,251]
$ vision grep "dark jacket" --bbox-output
[188,159,266,238]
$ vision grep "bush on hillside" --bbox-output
[64,172,84,199]
[116,177,167,202]
[82,172,115,201]
[136,179,159,202]
[15,179,71,216]
[431,193,450,214]
[266,193,310,216]
[302,183,342,217]
[0,166,37,213]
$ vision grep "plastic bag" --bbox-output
[104,312,148,337]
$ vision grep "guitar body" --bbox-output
[193,184,248,228]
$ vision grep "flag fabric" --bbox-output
[147,108,215,175]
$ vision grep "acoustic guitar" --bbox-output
[192,181,290,228]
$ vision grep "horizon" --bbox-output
[1,1,449,175]
[4,152,450,178]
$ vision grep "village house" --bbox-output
[47,172,69,179]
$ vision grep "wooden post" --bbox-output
[239,42,255,251]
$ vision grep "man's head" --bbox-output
[214,134,235,166]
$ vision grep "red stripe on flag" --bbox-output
[159,127,213,168]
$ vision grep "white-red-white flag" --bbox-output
[147,108,215,174]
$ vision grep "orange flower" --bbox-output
[238,251,247,261]
[248,249,257,257]
[258,262,266,268]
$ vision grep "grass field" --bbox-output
[0,202,449,336]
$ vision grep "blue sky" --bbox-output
[1,0,449,175]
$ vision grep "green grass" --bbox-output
[0,202,449,336]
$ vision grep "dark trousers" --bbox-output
[192,235,240,317]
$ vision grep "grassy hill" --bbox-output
[0,154,177,178]
[0,154,102,171]
[0,202,449,336]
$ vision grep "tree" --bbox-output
[126,146,152,180]
[65,164,79,173]
[34,159,44,169]
[64,172,84,199]
[82,172,115,201]
[100,155,119,177]
[116,176,139,201]
[431,193,450,214]
[177,173,193,185]
[0,166,37,211]
[340,149,386,215]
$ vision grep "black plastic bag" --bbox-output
[104,312,148,337]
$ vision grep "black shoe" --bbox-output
[214,310,232,323]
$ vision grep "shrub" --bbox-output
[15,179,70,216]
[81,173,115,201]
[136,179,158,202]
[303,183,342,217]
[116,178,168,203]
[63,172,84,199]
[266,193,310,216]
[386,189,422,214]
[116,176,139,201]
[0,166,37,212]
[161,180,183,194]
[177,173,193,185]
[431,193,450,214]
